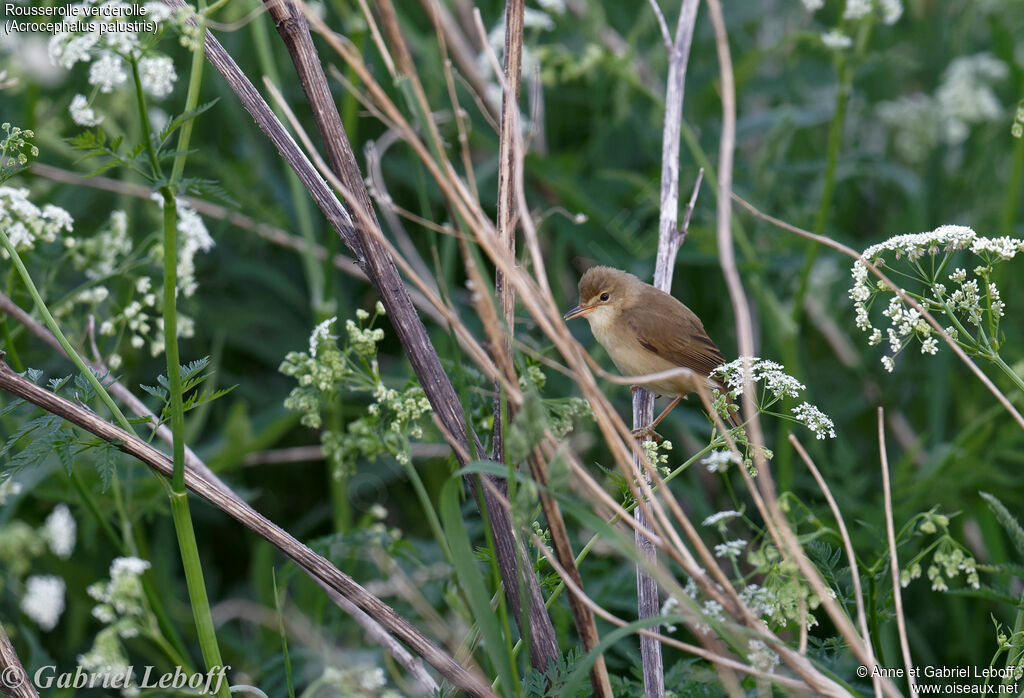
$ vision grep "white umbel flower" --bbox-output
[21,575,66,631]
[44,503,77,559]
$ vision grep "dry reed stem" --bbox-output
[880,407,918,697]
[0,622,38,698]
[633,5,702,690]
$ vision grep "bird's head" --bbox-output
[563,266,641,328]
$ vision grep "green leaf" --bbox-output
[140,383,169,402]
[159,99,220,142]
[980,491,1024,559]
[2,414,63,475]
[438,477,516,693]
[94,441,120,492]
[47,375,72,392]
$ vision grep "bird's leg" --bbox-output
[631,395,682,442]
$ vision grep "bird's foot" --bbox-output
[631,424,665,443]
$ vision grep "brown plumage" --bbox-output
[564,266,740,431]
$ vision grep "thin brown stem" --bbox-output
[879,408,917,697]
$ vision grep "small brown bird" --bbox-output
[564,266,740,435]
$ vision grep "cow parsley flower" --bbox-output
[702,510,742,528]
[69,94,103,126]
[850,225,1023,372]
[88,52,129,93]
[843,0,872,20]
[792,403,836,439]
[138,55,176,98]
[0,186,74,254]
[821,30,853,50]
[44,503,76,559]
[710,358,834,438]
[702,449,741,473]
[714,539,747,559]
[21,575,66,631]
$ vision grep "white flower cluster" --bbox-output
[878,53,1008,161]
[0,186,74,254]
[792,402,836,439]
[86,556,152,636]
[711,357,836,439]
[714,538,748,559]
[48,0,180,115]
[319,664,401,698]
[812,0,902,50]
[70,93,103,126]
[309,316,337,358]
[701,449,741,473]
[77,557,153,697]
[713,358,805,400]
[44,503,77,559]
[0,478,22,505]
[850,225,1023,371]
[821,30,852,50]
[702,509,741,528]
[21,575,66,631]
[1013,101,1024,140]
[71,209,131,278]
[748,639,780,674]
[641,438,673,476]
[936,53,1008,144]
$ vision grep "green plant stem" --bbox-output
[132,17,228,693]
[160,194,188,492]
[993,353,1024,395]
[157,192,227,696]
[169,490,228,695]
[169,12,207,186]
[130,58,163,179]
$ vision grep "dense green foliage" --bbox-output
[2,0,1024,695]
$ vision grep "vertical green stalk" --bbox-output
[137,6,228,693]
[160,195,188,492]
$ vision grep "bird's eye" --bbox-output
[599,292,610,302]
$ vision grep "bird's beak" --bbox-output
[563,304,595,321]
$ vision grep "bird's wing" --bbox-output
[624,291,727,378]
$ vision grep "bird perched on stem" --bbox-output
[564,266,740,437]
